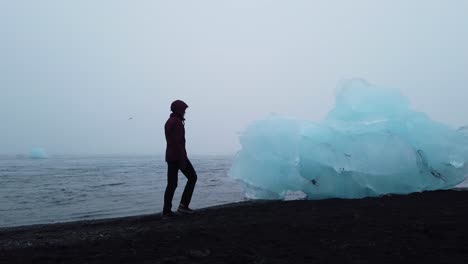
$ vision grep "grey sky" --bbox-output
[1,1,467,155]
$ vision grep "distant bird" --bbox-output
[128,117,133,120]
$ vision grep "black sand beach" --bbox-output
[1,190,468,264]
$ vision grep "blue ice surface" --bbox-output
[230,79,468,200]
[30,148,48,159]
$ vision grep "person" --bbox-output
[163,100,198,217]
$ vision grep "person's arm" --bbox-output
[168,118,187,169]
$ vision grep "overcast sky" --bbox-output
[1,0,467,156]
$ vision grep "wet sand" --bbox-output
[1,190,468,263]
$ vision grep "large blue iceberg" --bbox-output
[230,79,468,200]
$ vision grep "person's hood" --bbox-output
[170,100,188,119]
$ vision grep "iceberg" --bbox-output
[30,148,48,159]
[230,79,468,200]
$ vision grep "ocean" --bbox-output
[0,155,244,228]
[2,155,467,228]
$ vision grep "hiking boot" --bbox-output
[162,211,178,219]
[177,205,195,214]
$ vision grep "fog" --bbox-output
[1,0,467,156]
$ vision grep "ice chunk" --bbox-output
[230,79,468,200]
[30,148,48,159]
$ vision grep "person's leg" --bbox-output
[180,159,198,208]
[163,162,179,213]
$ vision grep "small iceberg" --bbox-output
[30,148,48,159]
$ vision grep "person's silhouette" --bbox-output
[163,100,198,217]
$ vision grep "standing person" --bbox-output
[163,100,198,217]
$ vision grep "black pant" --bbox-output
[163,159,197,213]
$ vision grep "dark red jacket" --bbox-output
[165,100,188,162]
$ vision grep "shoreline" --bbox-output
[2,190,468,263]
[3,187,468,231]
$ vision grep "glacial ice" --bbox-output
[30,148,48,159]
[230,79,468,200]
